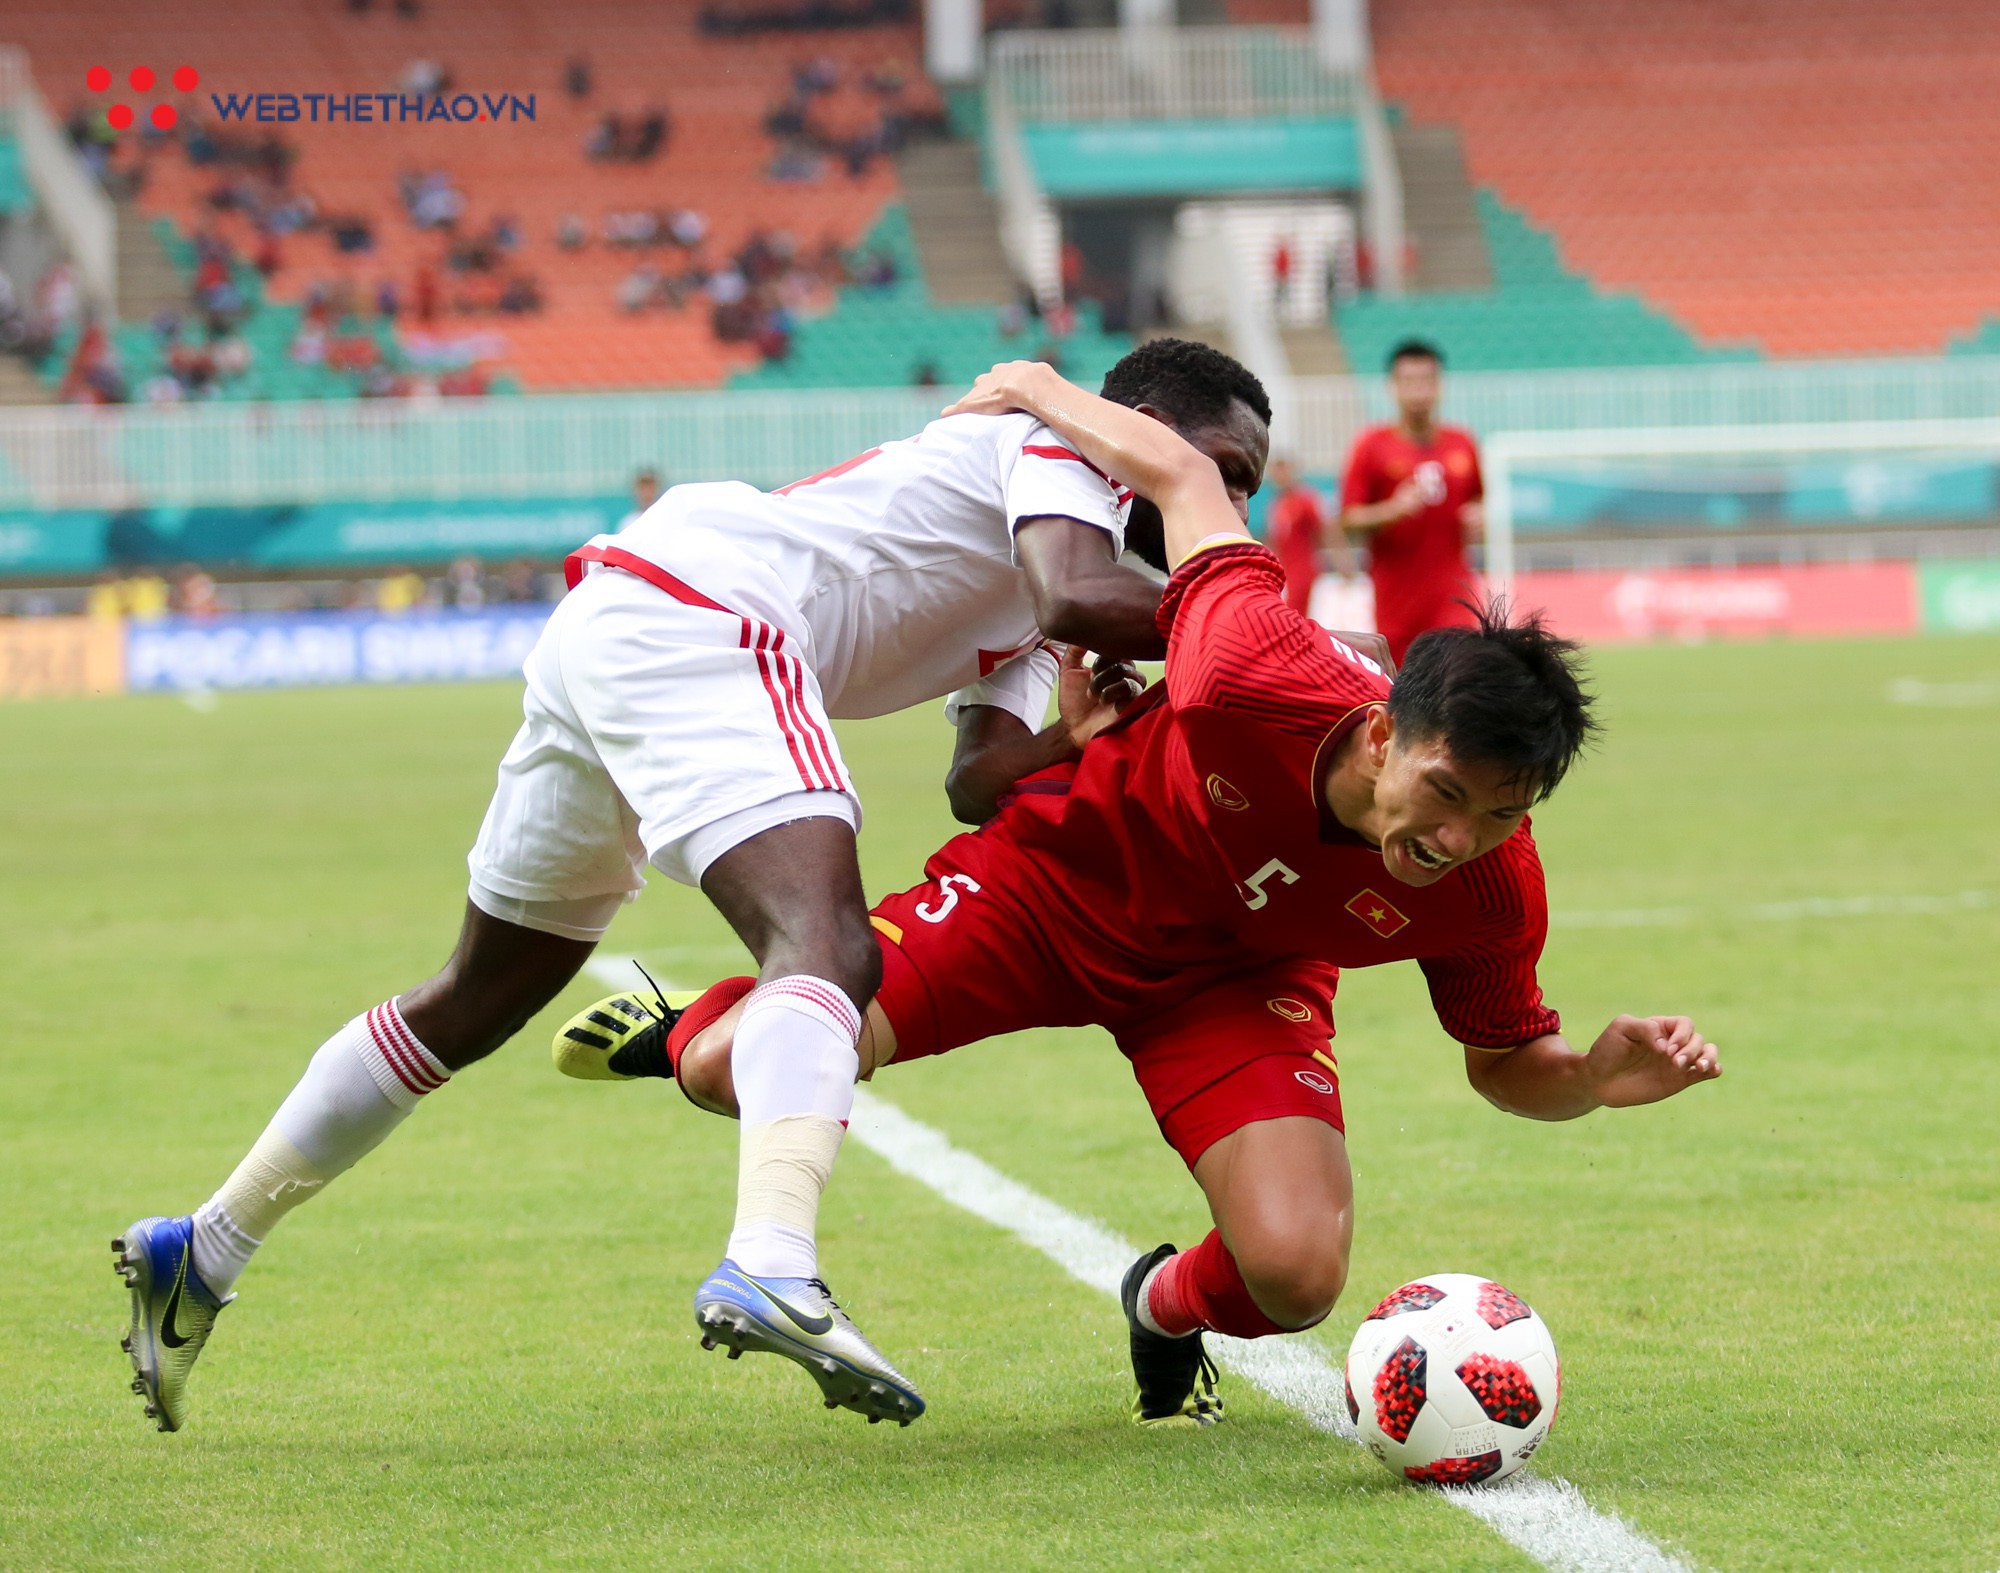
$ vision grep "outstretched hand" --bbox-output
[1586,1014,1722,1108]
[942,360,1061,420]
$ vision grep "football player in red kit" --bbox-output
[563,364,1721,1428]
[1339,339,1487,664]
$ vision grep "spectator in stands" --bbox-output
[1337,339,1487,665]
[910,358,940,387]
[376,568,428,613]
[557,212,588,251]
[618,469,663,532]
[565,57,593,99]
[175,567,222,618]
[401,58,447,97]
[447,557,486,610]
[376,278,401,319]
[668,208,709,250]
[618,263,662,314]
[632,109,671,160]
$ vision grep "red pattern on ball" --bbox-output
[1477,1281,1532,1329]
[1367,1282,1446,1321]
[1370,1335,1426,1443]
[1455,1352,1542,1428]
[1405,1450,1503,1486]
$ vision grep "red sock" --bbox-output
[665,976,756,1081]
[1144,1229,1289,1340]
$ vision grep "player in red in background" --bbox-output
[562,362,1722,1429]
[1338,339,1487,663]
[1263,456,1357,615]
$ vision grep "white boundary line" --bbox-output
[845,1089,1694,1573]
[585,958,1691,1571]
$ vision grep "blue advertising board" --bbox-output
[126,607,553,692]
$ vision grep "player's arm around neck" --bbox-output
[946,362,1248,568]
[1466,1015,1721,1121]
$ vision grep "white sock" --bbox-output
[723,976,861,1279]
[190,1000,450,1294]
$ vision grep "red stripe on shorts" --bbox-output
[746,622,822,792]
[566,542,842,795]
[778,651,845,793]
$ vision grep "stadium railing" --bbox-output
[6,357,2000,513]
[984,26,1404,294]
[0,45,115,313]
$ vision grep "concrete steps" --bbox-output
[1389,121,1493,292]
[896,140,1017,307]
[115,198,189,322]
[0,355,54,405]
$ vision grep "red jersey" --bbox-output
[991,542,1560,1052]
[1264,484,1325,614]
[1340,423,1483,662]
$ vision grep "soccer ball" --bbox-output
[1345,1273,1559,1486]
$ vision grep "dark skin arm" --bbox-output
[1014,515,1168,660]
[944,649,1145,825]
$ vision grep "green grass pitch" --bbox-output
[4,634,1998,1570]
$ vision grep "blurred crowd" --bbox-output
[6,557,568,622]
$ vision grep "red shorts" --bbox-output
[868,828,1346,1169]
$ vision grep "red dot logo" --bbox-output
[129,66,155,92]
[173,66,199,92]
[107,103,133,130]
[86,66,111,92]
[152,104,178,130]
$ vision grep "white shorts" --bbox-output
[466,564,860,941]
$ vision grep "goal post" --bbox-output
[1482,417,2000,598]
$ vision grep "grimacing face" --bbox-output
[1389,356,1441,427]
[1123,396,1271,565]
[1366,715,1536,888]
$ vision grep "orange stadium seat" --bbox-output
[1371,0,2000,356]
[8,0,937,389]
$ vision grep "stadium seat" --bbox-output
[1371,0,2000,356]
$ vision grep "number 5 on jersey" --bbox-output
[1236,858,1300,911]
[916,873,983,923]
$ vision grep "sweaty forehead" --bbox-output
[1185,399,1271,482]
[1406,734,1538,811]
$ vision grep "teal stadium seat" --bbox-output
[730,204,1134,392]
[0,135,31,216]
[1335,191,1762,373]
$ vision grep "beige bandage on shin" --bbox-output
[734,1113,844,1238]
[212,1128,331,1245]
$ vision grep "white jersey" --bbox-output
[566,412,1132,724]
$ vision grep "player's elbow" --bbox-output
[943,759,999,826]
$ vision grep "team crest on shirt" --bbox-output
[1206,773,1250,811]
[1266,997,1313,1022]
[1345,888,1411,938]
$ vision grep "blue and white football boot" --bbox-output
[113,1215,231,1432]
[694,1259,925,1426]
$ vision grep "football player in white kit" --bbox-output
[115,341,1273,1433]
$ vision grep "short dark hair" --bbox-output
[1101,337,1272,431]
[1386,338,1443,372]
[1387,603,1596,802]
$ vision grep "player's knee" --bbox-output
[770,913,880,1010]
[676,1030,738,1116]
[1238,1226,1349,1330]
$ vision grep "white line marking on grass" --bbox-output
[1888,677,2000,707]
[848,1088,1695,1573]
[1555,890,1992,930]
